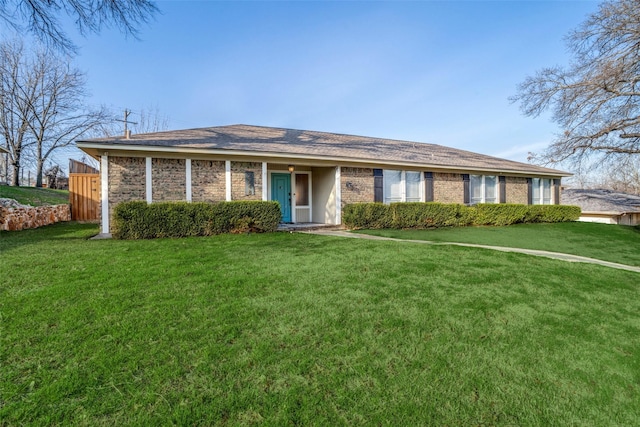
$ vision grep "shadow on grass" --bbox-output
[0,222,100,253]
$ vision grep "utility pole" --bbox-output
[115,109,137,138]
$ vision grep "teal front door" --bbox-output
[271,173,292,222]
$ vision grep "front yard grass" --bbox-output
[358,222,640,267]
[1,223,640,425]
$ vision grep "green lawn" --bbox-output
[358,222,640,267]
[0,185,69,206]
[2,223,640,425]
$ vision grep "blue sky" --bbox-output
[66,0,599,168]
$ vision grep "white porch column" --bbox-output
[100,154,109,234]
[225,160,231,201]
[335,166,341,225]
[145,157,152,203]
[262,162,268,201]
[185,158,192,202]
[291,172,297,224]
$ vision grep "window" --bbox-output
[470,175,497,204]
[532,178,552,204]
[405,171,422,202]
[384,170,403,203]
[383,170,423,203]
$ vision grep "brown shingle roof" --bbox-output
[78,124,570,176]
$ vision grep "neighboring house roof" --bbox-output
[563,188,640,214]
[77,124,570,176]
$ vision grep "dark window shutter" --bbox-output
[553,179,561,205]
[424,172,434,202]
[499,176,506,203]
[373,169,383,202]
[527,178,533,205]
[462,174,470,205]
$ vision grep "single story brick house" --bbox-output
[77,124,571,235]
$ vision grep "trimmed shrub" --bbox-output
[342,203,391,229]
[534,205,581,223]
[342,202,581,230]
[112,200,281,239]
[391,203,473,228]
[473,203,531,226]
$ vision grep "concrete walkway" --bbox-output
[304,229,640,274]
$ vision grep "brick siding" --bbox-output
[108,156,145,227]
[341,167,374,207]
[506,177,528,204]
[152,158,186,201]
[231,162,263,200]
[433,172,464,204]
[191,160,226,202]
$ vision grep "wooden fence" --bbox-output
[69,173,100,221]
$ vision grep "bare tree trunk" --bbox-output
[11,159,19,186]
[35,157,44,187]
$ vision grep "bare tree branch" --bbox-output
[0,39,110,186]
[512,0,640,170]
[0,0,158,54]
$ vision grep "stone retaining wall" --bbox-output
[0,204,71,231]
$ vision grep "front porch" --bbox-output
[266,164,340,225]
[276,222,344,232]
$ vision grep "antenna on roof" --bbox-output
[115,109,138,139]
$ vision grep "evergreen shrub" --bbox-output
[343,202,581,230]
[112,201,281,239]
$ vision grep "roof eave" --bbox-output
[76,141,572,177]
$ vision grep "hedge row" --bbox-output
[112,200,281,239]
[342,202,581,229]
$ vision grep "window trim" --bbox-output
[469,174,498,204]
[294,172,311,207]
[532,177,553,205]
[383,169,424,204]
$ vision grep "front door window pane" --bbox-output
[295,174,309,206]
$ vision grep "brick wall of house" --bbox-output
[108,155,145,206]
[107,156,145,232]
[191,160,225,202]
[341,167,374,207]
[231,162,263,200]
[433,172,464,204]
[506,177,528,204]
[152,158,186,201]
